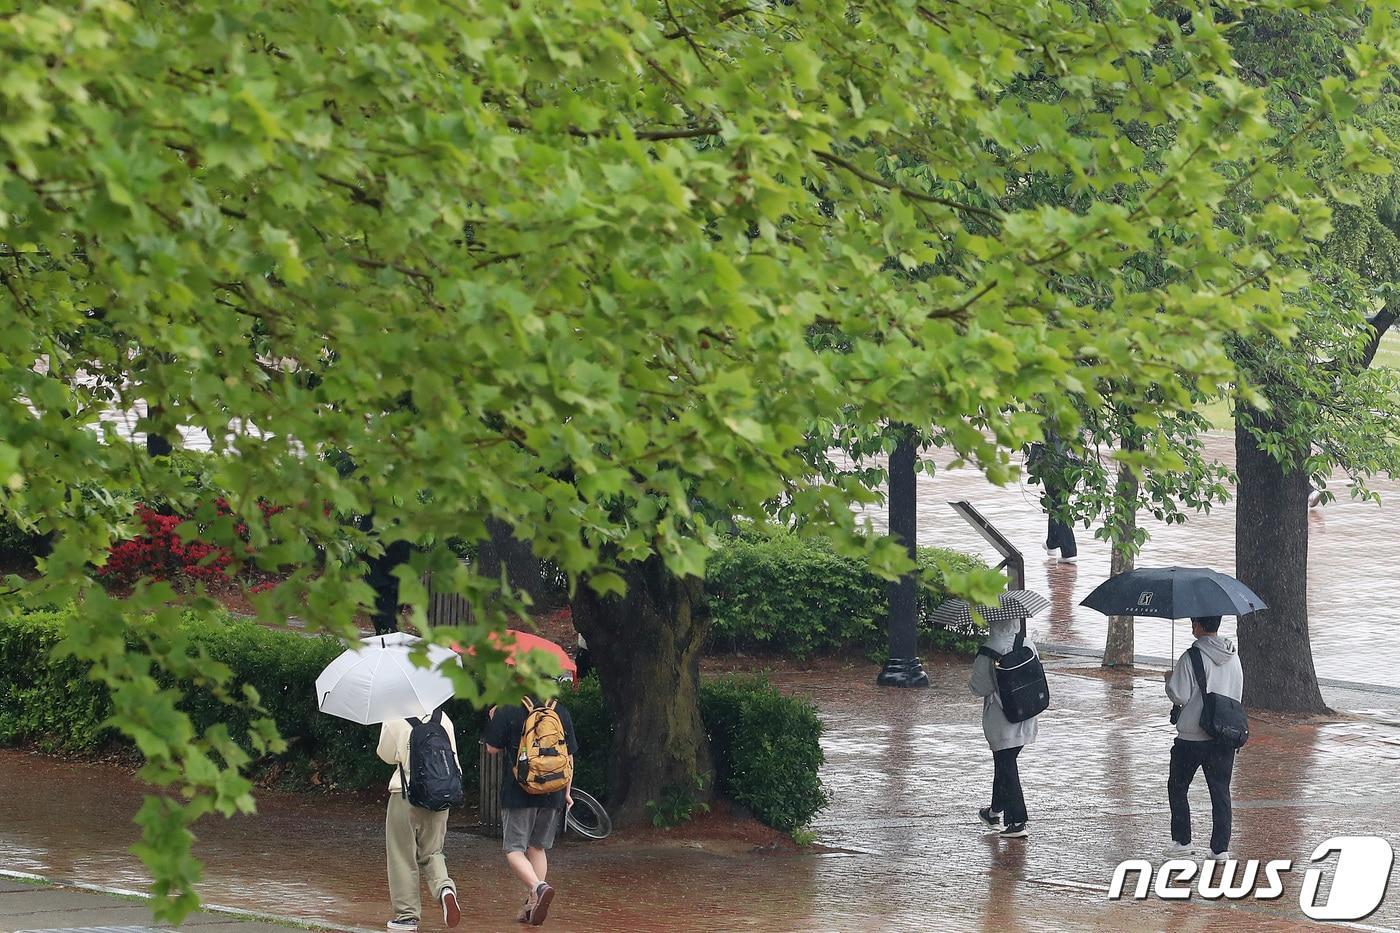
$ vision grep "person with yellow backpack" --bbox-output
[483,696,579,927]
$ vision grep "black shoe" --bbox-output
[1000,822,1029,838]
[978,807,1003,829]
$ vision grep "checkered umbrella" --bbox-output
[929,589,1050,631]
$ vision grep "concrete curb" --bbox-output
[0,869,382,933]
[1042,643,1400,697]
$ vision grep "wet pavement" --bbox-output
[3,655,1400,931]
[859,431,1400,687]
[7,429,1400,929]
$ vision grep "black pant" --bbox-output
[1046,517,1077,558]
[991,746,1027,825]
[1043,488,1077,558]
[1168,738,1235,854]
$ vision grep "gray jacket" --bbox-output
[1166,635,1244,742]
[970,619,1039,752]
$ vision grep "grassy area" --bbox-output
[1373,330,1400,370]
[1195,331,1400,430]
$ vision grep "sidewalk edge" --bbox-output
[0,868,382,933]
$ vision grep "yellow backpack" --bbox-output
[514,698,573,795]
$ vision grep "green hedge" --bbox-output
[0,609,826,830]
[699,675,827,831]
[706,532,986,656]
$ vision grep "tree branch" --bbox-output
[813,150,1000,223]
[1361,301,1399,369]
[503,116,719,142]
[317,172,383,210]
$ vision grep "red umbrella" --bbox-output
[456,630,578,685]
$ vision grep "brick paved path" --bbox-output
[865,432,1400,687]
[3,656,1400,932]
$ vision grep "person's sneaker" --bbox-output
[1209,850,1236,861]
[516,899,533,924]
[978,807,1003,829]
[1059,555,1078,564]
[387,920,418,932]
[441,887,461,928]
[1000,822,1029,838]
[1164,842,1196,858]
[530,882,555,926]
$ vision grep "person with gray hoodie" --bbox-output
[970,616,1039,839]
[1165,615,1244,858]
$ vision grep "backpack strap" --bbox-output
[1014,618,1027,652]
[430,707,443,725]
[976,645,1002,662]
[522,697,536,714]
[1187,646,1209,696]
[545,699,556,711]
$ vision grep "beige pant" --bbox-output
[386,794,453,921]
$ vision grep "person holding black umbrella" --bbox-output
[1081,567,1261,860]
[1165,615,1244,859]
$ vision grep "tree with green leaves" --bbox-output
[3,0,1397,917]
[1065,402,1231,666]
[1226,8,1400,712]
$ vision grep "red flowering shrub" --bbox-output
[98,499,284,590]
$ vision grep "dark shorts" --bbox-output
[502,806,560,853]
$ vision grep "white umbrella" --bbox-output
[315,632,461,725]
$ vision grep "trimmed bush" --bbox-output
[0,609,826,830]
[706,532,986,656]
[700,675,827,831]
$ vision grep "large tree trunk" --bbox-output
[359,512,410,634]
[570,555,714,826]
[477,518,551,606]
[1235,408,1327,713]
[1103,455,1137,667]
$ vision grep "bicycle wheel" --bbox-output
[565,788,612,840]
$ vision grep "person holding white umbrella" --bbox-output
[316,633,464,931]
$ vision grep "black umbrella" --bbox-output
[1080,566,1266,620]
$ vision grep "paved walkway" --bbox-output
[861,431,1400,687]
[3,656,1400,932]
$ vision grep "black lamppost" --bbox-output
[877,425,929,687]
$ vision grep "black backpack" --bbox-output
[400,708,465,811]
[977,623,1050,724]
[1188,647,1249,749]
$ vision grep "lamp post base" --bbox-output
[876,657,930,688]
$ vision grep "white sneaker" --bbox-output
[387,920,418,932]
[1209,850,1235,861]
[1059,555,1078,564]
[1164,842,1196,858]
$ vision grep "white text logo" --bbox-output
[1109,836,1393,921]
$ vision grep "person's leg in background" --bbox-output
[524,808,561,925]
[1168,739,1205,847]
[994,746,1027,828]
[386,795,422,928]
[409,804,458,928]
[1202,745,1237,856]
